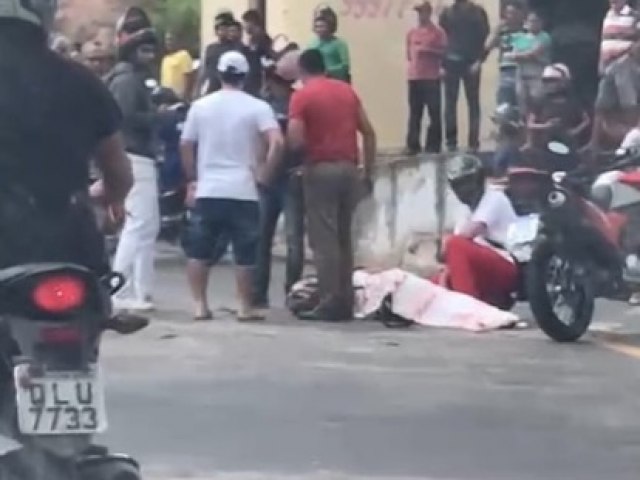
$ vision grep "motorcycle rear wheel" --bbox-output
[528,239,595,342]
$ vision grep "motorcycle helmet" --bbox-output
[116,27,158,62]
[542,63,571,82]
[447,154,486,206]
[0,0,58,31]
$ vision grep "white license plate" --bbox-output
[14,365,107,436]
[508,215,540,245]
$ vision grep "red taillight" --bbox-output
[32,275,86,314]
[39,326,82,344]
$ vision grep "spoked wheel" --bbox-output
[528,240,595,342]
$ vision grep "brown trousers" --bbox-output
[304,162,360,313]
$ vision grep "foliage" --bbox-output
[145,0,201,56]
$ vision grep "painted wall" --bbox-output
[201,0,500,150]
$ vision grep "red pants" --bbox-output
[441,235,518,307]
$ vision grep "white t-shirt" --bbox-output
[594,127,640,188]
[181,89,279,201]
[454,186,518,261]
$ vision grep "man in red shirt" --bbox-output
[288,49,377,321]
[405,1,448,155]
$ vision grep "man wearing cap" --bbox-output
[181,51,284,322]
[590,26,640,151]
[405,1,447,155]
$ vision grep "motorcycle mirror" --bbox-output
[615,148,627,157]
[548,141,570,155]
[551,171,566,183]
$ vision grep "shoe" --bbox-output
[237,309,266,322]
[298,307,353,323]
[104,313,149,335]
[112,298,155,313]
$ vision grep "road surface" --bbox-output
[99,256,640,480]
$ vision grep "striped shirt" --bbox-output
[600,5,638,73]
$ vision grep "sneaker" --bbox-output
[112,298,155,313]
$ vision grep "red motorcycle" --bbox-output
[527,142,640,342]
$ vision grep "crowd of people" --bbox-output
[42,0,640,323]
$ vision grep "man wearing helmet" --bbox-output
[437,154,519,309]
[105,15,165,311]
[525,63,590,158]
[0,1,132,273]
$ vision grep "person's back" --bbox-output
[0,21,123,272]
[292,76,360,162]
[190,89,274,200]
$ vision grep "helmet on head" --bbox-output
[447,154,484,183]
[116,27,158,61]
[0,0,58,30]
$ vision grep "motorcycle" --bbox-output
[0,264,147,479]
[526,141,640,342]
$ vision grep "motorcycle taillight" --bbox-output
[32,275,86,314]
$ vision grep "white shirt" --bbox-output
[594,126,640,187]
[181,89,279,201]
[455,187,518,261]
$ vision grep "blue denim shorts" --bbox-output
[183,198,259,267]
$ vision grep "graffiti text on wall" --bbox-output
[339,0,444,20]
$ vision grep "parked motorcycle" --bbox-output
[526,142,640,342]
[0,264,147,479]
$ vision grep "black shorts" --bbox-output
[184,198,259,267]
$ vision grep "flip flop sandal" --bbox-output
[194,311,213,321]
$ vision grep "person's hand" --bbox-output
[89,180,105,200]
[100,202,125,235]
[359,166,374,196]
[185,181,197,209]
[469,61,481,74]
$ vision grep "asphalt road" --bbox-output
[99,257,640,480]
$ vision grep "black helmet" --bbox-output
[447,154,484,183]
[117,28,158,61]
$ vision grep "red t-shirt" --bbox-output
[289,76,360,163]
[407,24,447,81]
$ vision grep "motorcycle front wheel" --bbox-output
[528,239,595,342]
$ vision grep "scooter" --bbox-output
[0,264,147,479]
[526,142,640,342]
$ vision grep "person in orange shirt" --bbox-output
[160,31,194,100]
[405,1,448,155]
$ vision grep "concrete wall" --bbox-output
[201,0,500,150]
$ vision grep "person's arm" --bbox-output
[255,103,284,186]
[357,101,377,182]
[526,111,557,131]
[94,132,133,205]
[287,91,306,154]
[457,221,487,239]
[180,105,200,182]
[483,27,502,61]
[327,39,351,79]
[423,28,448,56]
[513,34,550,61]
[181,51,196,100]
[569,110,591,138]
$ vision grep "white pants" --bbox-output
[113,154,160,301]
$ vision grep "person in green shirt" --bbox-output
[308,14,351,82]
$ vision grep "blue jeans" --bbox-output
[497,67,518,107]
[253,172,305,305]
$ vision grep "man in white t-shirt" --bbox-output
[437,154,519,309]
[180,51,283,321]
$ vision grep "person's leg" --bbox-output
[284,170,305,294]
[463,68,482,151]
[253,185,284,307]
[444,69,461,151]
[183,199,220,319]
[445,235,518,306]
[406,80,425,153]
[112,156,151,302]
[302,163,342,317]
[228,200,262,320]
[425,79,443,153]
[336,163,360,317]
[131,159,161,303]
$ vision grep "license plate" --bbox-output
[507,215,540,245]
[14,365,107,435]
